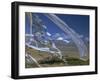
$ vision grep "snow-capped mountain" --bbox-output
[50,33,71,44]
[56,37,70,43]
[57,37,63,40]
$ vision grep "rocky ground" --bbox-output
[25,41,89,68]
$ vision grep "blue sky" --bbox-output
[25,13,89,38]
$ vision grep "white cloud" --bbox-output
[42,25,47,29]
[46,32,51,36]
